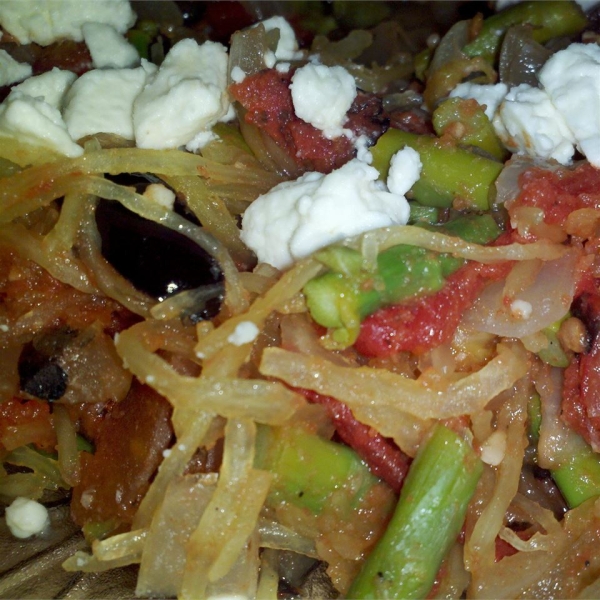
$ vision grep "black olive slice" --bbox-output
[95,199,225,314]
[18,341,69,401]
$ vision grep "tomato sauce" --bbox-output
[0,398,56,452]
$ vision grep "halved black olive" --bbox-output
[18,337,71,401]
[95,198,224,318]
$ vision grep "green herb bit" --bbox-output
[348,424,482,599]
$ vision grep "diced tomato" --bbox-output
[300,388,411,493]
[32,40,93,76]
[511,162,600,228]
[355,261,512,357]
[0,398,56,452]
[229,69,388,174]
[562,335,600,451]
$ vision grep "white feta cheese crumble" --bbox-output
[354,134,373,164]
[133,39,231,150]
[387,147,422,196]
[0,49,32,87]
[538,43,600,168]
[480,431,507,466]
[449,82,508,121]
[227,321,260,346]
[510,299,533,320]
[494,84,575,165]
[258,16,303,62]
[290,63,357,139]
[143,183,176,210]
[82,22,139,69]
[447,43,600,168]
[0,0,136,46]
[5,497,49,539]
[64,63,155,141]
[241,156,420,270]
[9,68,76,110]
[230,65,246,84]
[0,92,83,157]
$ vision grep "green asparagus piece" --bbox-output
[371,129,503,210]
[463,1,587,63]
[408,203,441,225]
[433,97,508,161]
[348,424,482,599]
[256,425,384,514]
[303,243,462,347]
[552,441,600,508]
[529,391,600,508]
[537,315,570,368]
[436,213,502,245]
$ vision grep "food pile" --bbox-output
[1,1,600,598]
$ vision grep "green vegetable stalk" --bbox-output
[256,424,386,514]
[463,1,587,63]
[433,97,508,162]
[552,442,600,509]
[348,424,482,599]
[528,392,600,508]
[303,244,463,347]
[371,129,503,210]
[303,215,500,347]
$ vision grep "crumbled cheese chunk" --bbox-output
[5,497,49,539]
[227,321,260,346]
[0,92,83,157]
[354,134,373,164]
[0,0,136,46]
[387,147,422,196]
[9,68,76,109]
[494,84,575,165]
[0,49,32,86]
[258,16,303,62]
[449,82,508,121]
[143,183,176,210]
[82,22,139,69]
[241,156,420,270]
[448,42,600,168]
[480,431,507,466]
[64,63,155,141]
[538,43,600,168]
[133,39,231,150]
[510,299,533,320]
[230,65,246,84]
[290,63,357,139]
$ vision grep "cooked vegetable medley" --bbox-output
[1,1,600,598]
